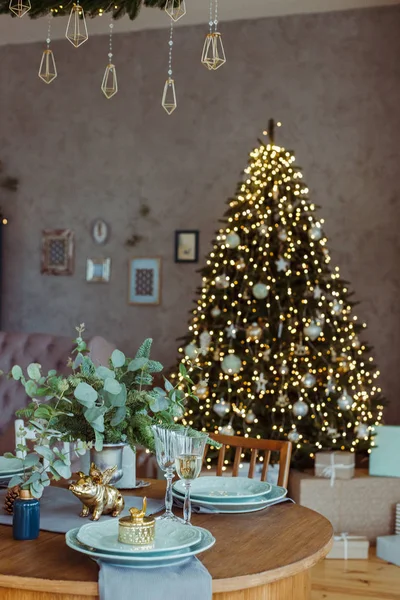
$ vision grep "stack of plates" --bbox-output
[0,456,25,487]
[66,518,215,568]
[172,476,287,513]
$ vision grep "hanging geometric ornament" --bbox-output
[215,274,230,289]
[195,380,209,400]
[66,1,88,48]
[303,320,322,341]
[162,20,177,115]
[246,322,262,341]
[213,398,230,418]
[38,16,57,85]
[308,224,323,241]
[199,330,211,355]
[302,373,316,388]
[201,0,226,70]
[225,232,241,248]
[288,428,300,443]
[276,392,290,408]
[184,343,198,359]
[164,0,186,22]
[9,0,30,17]
[337,390,352,410]
[235,256,246,271]
[210,306,221,318]
[292,400,309,417]
[245,410,256,424]
[221,354,242,375]
[101,22,118,99]
[277,229,288,242]
[356,423,369,439]
[252,282,269,299]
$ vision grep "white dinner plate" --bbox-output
[77,517,202,555]
[66,526,215,567]
[173,476,271,500]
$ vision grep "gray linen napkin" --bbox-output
[98,556,212,600]
[0,486,164,533]
[173,495,295,514]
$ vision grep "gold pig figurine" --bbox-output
[69,462,125,521]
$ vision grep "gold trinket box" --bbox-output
[118,497,155,546]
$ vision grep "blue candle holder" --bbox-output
[12,490,40,541]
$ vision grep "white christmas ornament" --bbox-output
[195,380,209,400]
[184,343,198,359]
[246,322,262,341]
[211,306,221,318]
[258,224,268,236]
[288,429,300,443]
[221,354,242,375]
[313,285,322,299]
[226,324,237,339]
[252,282,269,299]
[213,398,231,418]
[219,424,234,436]
[308,225,323,241]
[225,232,241,248]
[303,321,322,341]
[356,423,369,439]
[278,229,288,242]
[256,373,268,393]
[331,300,343,315]
[276,257,289,272]
[245,410,256,424]
[326,377,336,395]
[337,390,352,410]
[199,330,211,355]
[292,400,309,417]
[280,363,289,376]
[276,392,290,407]
[215,274,230,289]
[302,373,316,388]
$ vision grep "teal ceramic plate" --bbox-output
[77,518,201,555]
[173,484,287,511]
[173,476,271,501]
[66,526,215,568]
[0,456,25,475]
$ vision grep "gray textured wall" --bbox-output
[0,6,399,422]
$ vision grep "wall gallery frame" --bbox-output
[175,230,199,263]
[86,258,111,282]
[41,229,74,275]
[129,258,161,305]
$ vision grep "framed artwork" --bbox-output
[41,229,74,275]
[91,219,109,245]
[129,258,161,305]
[86,258,111,283]
[175,230,199,263]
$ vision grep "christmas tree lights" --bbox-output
[175,120,384,466]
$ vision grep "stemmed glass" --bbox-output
[152,425,181,522]
[173,429,208,525]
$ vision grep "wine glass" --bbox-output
[152,425,181,522]
[173,430,208,525]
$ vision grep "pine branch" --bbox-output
[0,0,169,19]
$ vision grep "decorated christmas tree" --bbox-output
[177,120,384,465]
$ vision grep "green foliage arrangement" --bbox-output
[6,325,205,498]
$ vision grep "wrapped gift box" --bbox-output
[314,451,355,483]
[326,534,369,559]
[289,469,400,542]
[370,426,400,478]
[377,535,400,566]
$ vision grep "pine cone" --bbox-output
[3,485,20,515]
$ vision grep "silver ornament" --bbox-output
[356,423,369,439]
[245,410,256,424]
[199,330,211,355]
[280,363,290,376]
[302,373,316,388]
[252,282,269,299]
[219,424,234,436]
[225,232,241,248]
[221,354,242,375]
[246,322,262,341]
[276,392,290,407]
[213,399,231,418]
[303,321,322,341]
[184,343,198,359]
[235,256,246,271]
[215,274,230,289]
[211,306,221,318]
[195,380,209,400]
[337,391,352,410]
[308,225,323,241]
[278,229,288,242]
[331,300,343,315]
[258,224,268,236]
[292,400,309,417]
[288,429,300,443]
[262,346,271,361]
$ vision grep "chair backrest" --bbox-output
[207,434,292,488]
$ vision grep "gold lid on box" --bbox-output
[118,497,155,546]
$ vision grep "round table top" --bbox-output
[0,479,333,595]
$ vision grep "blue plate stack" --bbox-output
[0,456,25,487]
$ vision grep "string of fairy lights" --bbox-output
[9,0,227,112]
[176,125,383,462]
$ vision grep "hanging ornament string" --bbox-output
[66,0,89,48]
[39,14,57,84]
[201,0,226,71]
[101,20,118,99]
[161,19,177,115]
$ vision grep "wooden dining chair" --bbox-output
[207,434,292,489]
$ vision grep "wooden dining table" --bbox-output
[0,479,333,600]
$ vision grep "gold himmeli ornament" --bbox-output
[162,78,177,114]
[9,0,30,18]
[69,462,124,521]
[66,2,88,48]
[39,16,57,85]
[164,0,186,22]
[201,32,226,70]
[101,23,118,99]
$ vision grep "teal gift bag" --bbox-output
[369,426,400,477]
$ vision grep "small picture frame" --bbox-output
[129,258,161,305]
[86,258,111,283]
[41,229,74,275]
[175,230,199,263]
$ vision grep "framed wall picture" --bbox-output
[129,258,161,305]
[86,258,111,282]
[41,229,74,275]
[175,230,199,263]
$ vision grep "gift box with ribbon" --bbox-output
[377,535,400,566]
[314,451,355,486]
[326,533,369,559]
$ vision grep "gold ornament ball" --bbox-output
[195,381,209,400]
[246,322,262,341]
